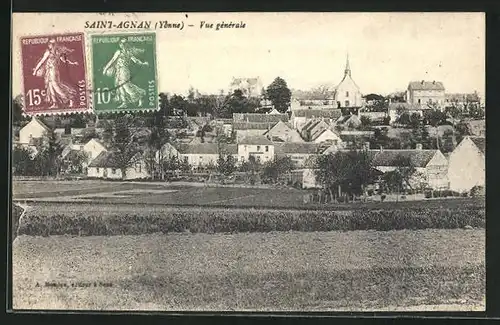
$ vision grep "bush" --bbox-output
[17,203,485,237]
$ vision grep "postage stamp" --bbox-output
[90,32,158,114]
[20,33,89,116]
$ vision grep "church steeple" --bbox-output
[344,53,351,78]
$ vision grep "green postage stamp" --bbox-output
[90,32,158,113]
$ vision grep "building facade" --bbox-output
[333,55,363,108]
[448,136,485,193]
[406,81,446,109]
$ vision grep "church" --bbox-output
[333,55,363,108]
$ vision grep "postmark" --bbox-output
[90,32,158,114]
[20,33,89,116]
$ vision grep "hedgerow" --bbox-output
[17,203,485,237]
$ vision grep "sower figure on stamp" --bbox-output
[103,38,149,109]
[32,38,79,109]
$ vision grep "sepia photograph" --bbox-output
[10,12,485,312]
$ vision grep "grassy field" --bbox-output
[12,229,485,311]
[12,180,484,211]
[17,202,485,236]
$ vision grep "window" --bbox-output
[257,145,261,151]
[111,168,116,174]
[256,156,261,162]
[345,100,350,107]
[184,156,188,163]
[96,167,100,173]
[417,99,421,104]
[346,91,349,97]
[265,146,269,152]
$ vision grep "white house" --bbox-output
[82,138,108,168]
[237,135,275,164]
[369,147,449,190]
[448,136,485,193]
[274,142,320,168]
[19,117,51,145]
[87,151,149,180]
[264,120,304,143]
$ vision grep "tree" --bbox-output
[146,111,170,180]
[423,109,447,150]
[170,94,188,116]
[262,156,294,184]
[266,77,292,113]
[12,95,27,126]
[381,154,416,195]
[110,115,141,179]
[12,146,34,175]
[469,103,485,119]
[359,116,372,130]
[315,150,374,202]
[409,113,422,129]
[217,154,237,176]
[397,112,411,126]
[61,151,89,174]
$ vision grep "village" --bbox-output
[12,57,485,202]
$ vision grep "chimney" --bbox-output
[416,143,423,150]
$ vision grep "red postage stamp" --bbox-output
[20,33,89,116]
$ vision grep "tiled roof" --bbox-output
[233,122,277,130]
[238,135,274,145]
[88,152,119,168]
[233,113,289,123]
[293,109,342,119]
[470,136,485,155]
[368,149,438,168]
[275,142,321,155]
[176,143,238,155]
[388,103,424,111]
[408,81,445,91]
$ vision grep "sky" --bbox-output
[12,12,485,98]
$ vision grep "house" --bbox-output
[19,117,51,146]
[237,135,275,164]
[445,92,481,109]
[406,80,446,110]
[300,119,342,144]
[267,108,281,115]
[388,102,426,124]
[233,122,277,140]
[233,113,289,124]
[369,147,449,190]
[333,55,363,108]
[290,109,342,130]
[176,143,238,168]
[87,151,150,180]
[335,114,362,129]
[264,120,304,143]
[339,130,375,149]
[448,136,485,193]
[82,138,108,165]
[274,142,321,168]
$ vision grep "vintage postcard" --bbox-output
[19,33,89,116]
[11,12,485,312]
[90,32,158,114]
